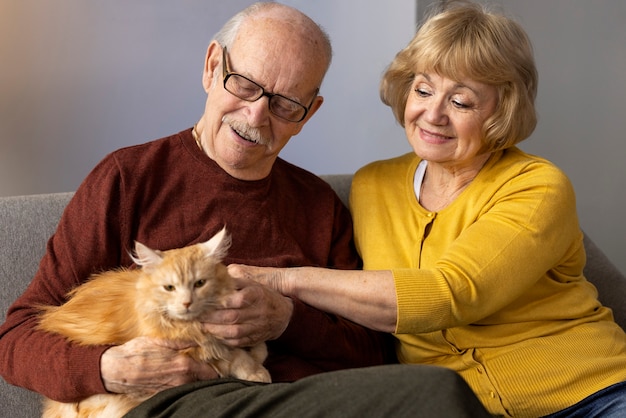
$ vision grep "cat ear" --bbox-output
[200,227,232,261]
[131,241,164,268]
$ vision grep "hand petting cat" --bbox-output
[227,264,293,298]
[228,264,398,333]
[201,274,294,348]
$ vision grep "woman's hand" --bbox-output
[227,264,293,296]
[228,264,398,333]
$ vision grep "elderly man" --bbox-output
[0,3,489,417]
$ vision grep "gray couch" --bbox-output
[1,174,625,417]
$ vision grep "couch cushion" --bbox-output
[0,192,73,418]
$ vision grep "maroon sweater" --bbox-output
[0,129,392,402]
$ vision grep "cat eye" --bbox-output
[163,285,176,292]
[194,279,207,289]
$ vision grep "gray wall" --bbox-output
[0,0,412,196]
[1,1,624,274]
[498,0,626,275]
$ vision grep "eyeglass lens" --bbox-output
[222,46,310,122]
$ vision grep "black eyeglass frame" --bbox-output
[221,46,318,123]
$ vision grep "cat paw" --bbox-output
[247,367,272,383]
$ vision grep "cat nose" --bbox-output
[183,301,192,309]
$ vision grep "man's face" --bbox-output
[199,22,325,180]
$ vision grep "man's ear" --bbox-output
[291,95,323,134]
[304,95,324,122]
[202,41,222,92]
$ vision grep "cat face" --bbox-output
[144,259,232,320]
[133,228,235,321]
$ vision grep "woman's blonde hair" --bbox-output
[380,1,538,151]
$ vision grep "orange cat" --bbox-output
[37,228,270,418]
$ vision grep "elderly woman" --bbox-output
[228,2,626,417]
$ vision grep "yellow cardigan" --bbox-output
[350,148,626,417]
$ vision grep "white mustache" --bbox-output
[222,116,270,145]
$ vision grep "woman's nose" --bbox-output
[424,100,449,125]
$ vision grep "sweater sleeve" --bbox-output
[0,154,127,402]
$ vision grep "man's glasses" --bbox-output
[221,46,317,123]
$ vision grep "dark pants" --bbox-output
[542,381,626,418]
[124,364,492,418]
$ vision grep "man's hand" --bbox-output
[201,274,294,347]
[100,336,218,396]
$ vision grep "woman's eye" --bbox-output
[415,88,430,97]
[452,99,470,109]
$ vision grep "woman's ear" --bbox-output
[202,41,222,92]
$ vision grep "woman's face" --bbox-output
[404,72,498,169]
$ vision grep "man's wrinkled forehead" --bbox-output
[232,17,326,85]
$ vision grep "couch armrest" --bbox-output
[583,233,626,329]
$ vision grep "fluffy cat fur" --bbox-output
[36,227,270,418]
